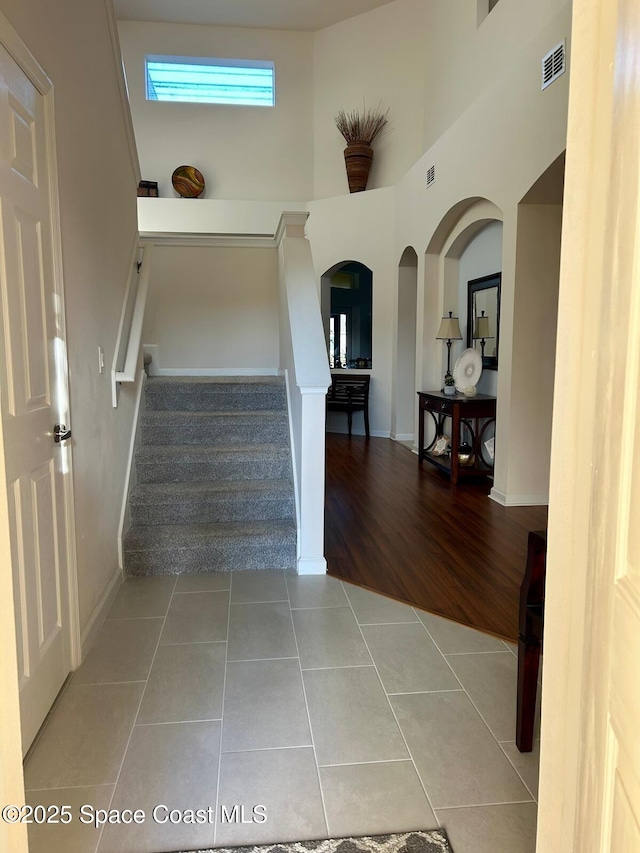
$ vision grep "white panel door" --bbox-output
[0,43,74,755]
[539,0,640,848]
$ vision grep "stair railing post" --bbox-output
[277,212,331,575]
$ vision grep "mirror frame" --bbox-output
[467,272,501,371]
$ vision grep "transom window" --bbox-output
[145,56,275,106]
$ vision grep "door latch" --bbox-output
[53,424,72,443]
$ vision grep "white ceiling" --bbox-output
[114,0,396,32]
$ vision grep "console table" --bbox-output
[417,391,496,484]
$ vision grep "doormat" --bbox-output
[175,829,454,853]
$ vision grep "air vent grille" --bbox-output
[541,41,566,90]
[426,165,436,188]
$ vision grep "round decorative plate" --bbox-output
[171,165,205,198]
[453,347,482,392]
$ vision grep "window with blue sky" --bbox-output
[145,56,275,106]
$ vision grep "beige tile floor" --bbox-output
[23,572,541,853]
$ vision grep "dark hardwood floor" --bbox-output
[325,434,547,641]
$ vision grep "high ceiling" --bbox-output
[114,0,396,32]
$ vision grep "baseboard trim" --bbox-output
[391,433,415,442]
[153,367,280,377]
[80,566,122,659]
[489,488,549,507]
[326,427,391,438]
[297,556,327,576]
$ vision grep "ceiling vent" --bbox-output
[426,165,436,188]
[541,40,566,90]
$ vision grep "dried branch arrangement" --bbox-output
[334,103,389,145]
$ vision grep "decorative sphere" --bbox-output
[463,385,477,397]
[172,165,205,198]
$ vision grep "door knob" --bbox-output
[53,424,72,443]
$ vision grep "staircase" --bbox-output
[123,376,297,575]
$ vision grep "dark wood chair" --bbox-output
[326,374,371,437]
[516,529,546,752]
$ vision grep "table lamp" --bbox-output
[436,311,462,379]
[473,310,494,358]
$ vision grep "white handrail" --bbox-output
[111,241,153,406]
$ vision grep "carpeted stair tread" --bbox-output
[145,376,287,412]
[137,442,288,458]
[146,375,283,385]
[123,520,297,574]
[140,410,289,446]
[130,480,293,502]
[135,443,291,484]
[129,480,295,524]
[125,519,296,547]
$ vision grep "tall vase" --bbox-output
[344,143,374,193]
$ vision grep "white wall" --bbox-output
[505,203,562,501]
[307,189,395,436]
[143,245,279,370]
[122,0,571,501]
[312,0,428,199]
[0,0,141,633]
[394,252,418,439]
[457,221,503,396]
[421,0,569,153]
[312,0,570,199]
[118,20,313,201]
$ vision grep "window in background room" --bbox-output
[145,56,275,106]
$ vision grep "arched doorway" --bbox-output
[320,261,373,372]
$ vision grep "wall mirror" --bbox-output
[325,261,373,369]
[467,272,501,370]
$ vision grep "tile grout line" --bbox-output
[413,617,468,692]
[420,608,538,808]
[434,637,538,804]
[443,650,513,657]
[155,639,228,647]
[496,743,539,804]
[416,608,540,805]
[340,581,442,831]
[25,782,116,793]
[96,575,178,853]
[317,758,415,768]
[434,798,537,811]
[213,571,233,848]
[227,655,299,663]
[411,607,509,656]
[301,663,376,671]
[386,689,464,696]
[444,673,535,801]
[285,571,331,838]
[220,743,328,756]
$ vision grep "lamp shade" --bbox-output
[436,312,462,340]
[473,311,493,339]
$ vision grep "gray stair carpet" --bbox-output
[124,377,296,575]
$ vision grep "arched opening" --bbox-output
[393,247,418,444]
[422,198,504,454]
[320,260,373,372]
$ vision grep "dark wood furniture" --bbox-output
[417,391,496,484]
[327,374,371,437]
[516,529,546,752]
